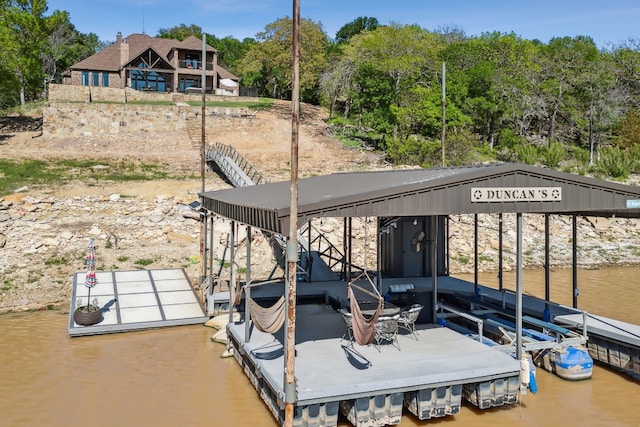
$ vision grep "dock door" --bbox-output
[380,216,447,278]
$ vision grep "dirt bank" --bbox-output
[0,101,385,313]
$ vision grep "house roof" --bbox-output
[70,33,237,79]
[200,163,640,234]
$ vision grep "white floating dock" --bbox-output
[227,304,521,426]
[68,268,208,337]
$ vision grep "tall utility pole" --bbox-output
[199,33,207,285]
[441,62,446,168]
[284,1,300,425]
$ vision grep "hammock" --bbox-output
[348,272,384,346]
[248,295,286,333]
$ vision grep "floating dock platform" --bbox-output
[69,268,208,337]
[227,304,521,427]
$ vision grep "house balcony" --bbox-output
[178,60,214,74]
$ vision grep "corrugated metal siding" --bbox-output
[201,164,640,232]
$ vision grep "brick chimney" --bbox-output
[120,37,129,66]
[116,32,122,43]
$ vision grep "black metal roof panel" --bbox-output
[200,163,640,233]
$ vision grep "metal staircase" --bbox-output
[205,142,343,282]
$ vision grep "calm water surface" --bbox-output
[1,266,639,427]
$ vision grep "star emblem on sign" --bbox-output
[551,189,560,199]
[473,189,483,200]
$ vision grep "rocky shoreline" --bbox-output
[2,104,640,314]
[3,180,640,314]
[0,184,204,313]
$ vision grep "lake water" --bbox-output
[1,266,639,427]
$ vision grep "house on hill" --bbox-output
[63,32,239,95]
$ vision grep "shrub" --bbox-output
[385,137,442,167]
[597,146,635,178]
[497,128,526,149]
[514,142,538,165]
[543,140,565,169]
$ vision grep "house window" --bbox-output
[102,73,109,87]
[130,70,166,92]
[92,72,99,86]
[82,71,89,86]
[179,77,199,93]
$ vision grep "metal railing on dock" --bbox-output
[205,142,352,282]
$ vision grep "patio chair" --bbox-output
[398,304,423,340]
[339,309,354,345]
[373,314,401,351]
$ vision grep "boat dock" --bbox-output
[200,144,640,426]
[227,303,520,427]
[68,268,208,337]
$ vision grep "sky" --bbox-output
[47,0,639,48]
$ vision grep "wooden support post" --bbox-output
[284,1,300,424]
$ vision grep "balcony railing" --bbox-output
[178,60,213,71]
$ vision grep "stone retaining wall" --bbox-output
[43,103,190,137]
[44,84,261,138]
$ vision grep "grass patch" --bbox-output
[117,256,129,262]
[454,254,470,264]
[478,254,494,263]
[125,100,175,106]
[1,278,15,292]
[134,258,155,267]
[121,98,274,110]
[45,255,69,266]
[0,158,188,196]
[185,98,273,109]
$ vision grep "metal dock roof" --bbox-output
[200,163,640,233]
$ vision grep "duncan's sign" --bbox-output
[471,187,562,203]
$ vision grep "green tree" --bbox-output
[611,38,640,110]
[539,36,598,144]
[238,17,329,102]
[41,13,99,83]
[0,0,65,105]
[210,36,256,75]
[157,23,202,40]
[334,16,378,44]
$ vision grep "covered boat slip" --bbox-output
[68,268,208,337]
[228,304,520,426]
[200,161,640,425]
